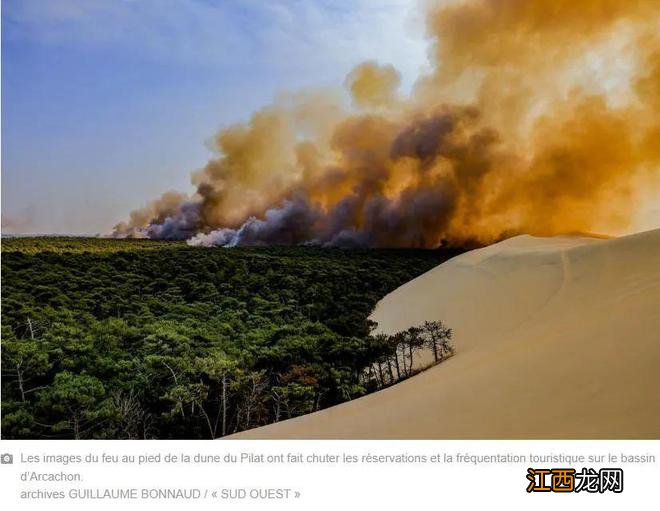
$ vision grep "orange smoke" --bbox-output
[113,0,660,247]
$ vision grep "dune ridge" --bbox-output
[235,229,660,438]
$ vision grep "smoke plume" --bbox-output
[113,0,660,247]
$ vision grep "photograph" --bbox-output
[2,0,659,444]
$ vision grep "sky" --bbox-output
[1,0,430,235]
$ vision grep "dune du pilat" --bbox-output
[3,0,660,441]
[113,0,660,248]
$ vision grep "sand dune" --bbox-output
[236,229,660,438]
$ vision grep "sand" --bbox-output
[235,228,660,438]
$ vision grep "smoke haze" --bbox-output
[113,0,660,247]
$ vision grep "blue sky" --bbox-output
[1,0,429,234]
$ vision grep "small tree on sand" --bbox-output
[422,320,453,363]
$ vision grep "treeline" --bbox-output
[2,237,184,255]
[369,321,453,388]
[1,239,462,439]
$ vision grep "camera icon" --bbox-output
[1,453,13,464]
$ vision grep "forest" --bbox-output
[1,237,459,439]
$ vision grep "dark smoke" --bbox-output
[112,0,660,247]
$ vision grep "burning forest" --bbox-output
[112,0,660,247]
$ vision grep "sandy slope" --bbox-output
[236,229,660,438]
